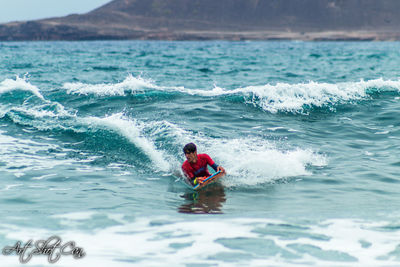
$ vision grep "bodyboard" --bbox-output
[192,171,224,191]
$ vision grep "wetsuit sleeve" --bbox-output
[210,163,219,172]
[204,154,219,171]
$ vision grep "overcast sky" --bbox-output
[0,0,111,23]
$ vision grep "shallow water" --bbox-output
[1,41,400,266]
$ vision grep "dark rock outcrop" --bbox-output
[2,0,400,41]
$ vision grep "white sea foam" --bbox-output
[52,211,97,220]
[63,74,158,96]
[63,75,400,113]
[178,85,229,96]
[1,217,399,266]
[10,102,70,118]
[83,113,171,172]
[200,138,326,187]
[1,102,75,132]
[206,78,400,113]
[0,76,45,100]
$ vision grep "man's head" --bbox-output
[183,143,197,163]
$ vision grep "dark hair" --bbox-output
[183,143,197,154]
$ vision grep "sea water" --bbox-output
[0,41,400,266]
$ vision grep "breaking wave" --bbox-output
[63,75,400,113]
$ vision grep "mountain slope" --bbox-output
[1,0,400,41]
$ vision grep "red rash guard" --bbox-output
[182,154,218,180]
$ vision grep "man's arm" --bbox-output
[205,154,225,174]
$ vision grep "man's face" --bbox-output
[185,151,197,163]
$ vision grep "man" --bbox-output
[182,143,225,185]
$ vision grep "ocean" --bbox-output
[0,40,400,266]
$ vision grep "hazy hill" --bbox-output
[2,0,400,41]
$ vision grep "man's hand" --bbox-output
[196,176,207,184]
[217,166,225,174]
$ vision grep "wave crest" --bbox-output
[62,75,400,113]
[83,113,171,172]
[0,76,45,100]
[63,74,158,96]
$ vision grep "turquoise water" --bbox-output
[1,41,400,266]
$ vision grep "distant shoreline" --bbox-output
[2,28,400,42]
[127,30,400,42]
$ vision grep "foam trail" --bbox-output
[1,217,399,266]
[63,74,158,96]
[204,138,326,187]
[145,121,326,186]
[83,113,170,172]
[0,76,45,100]
[0,129,76,177]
